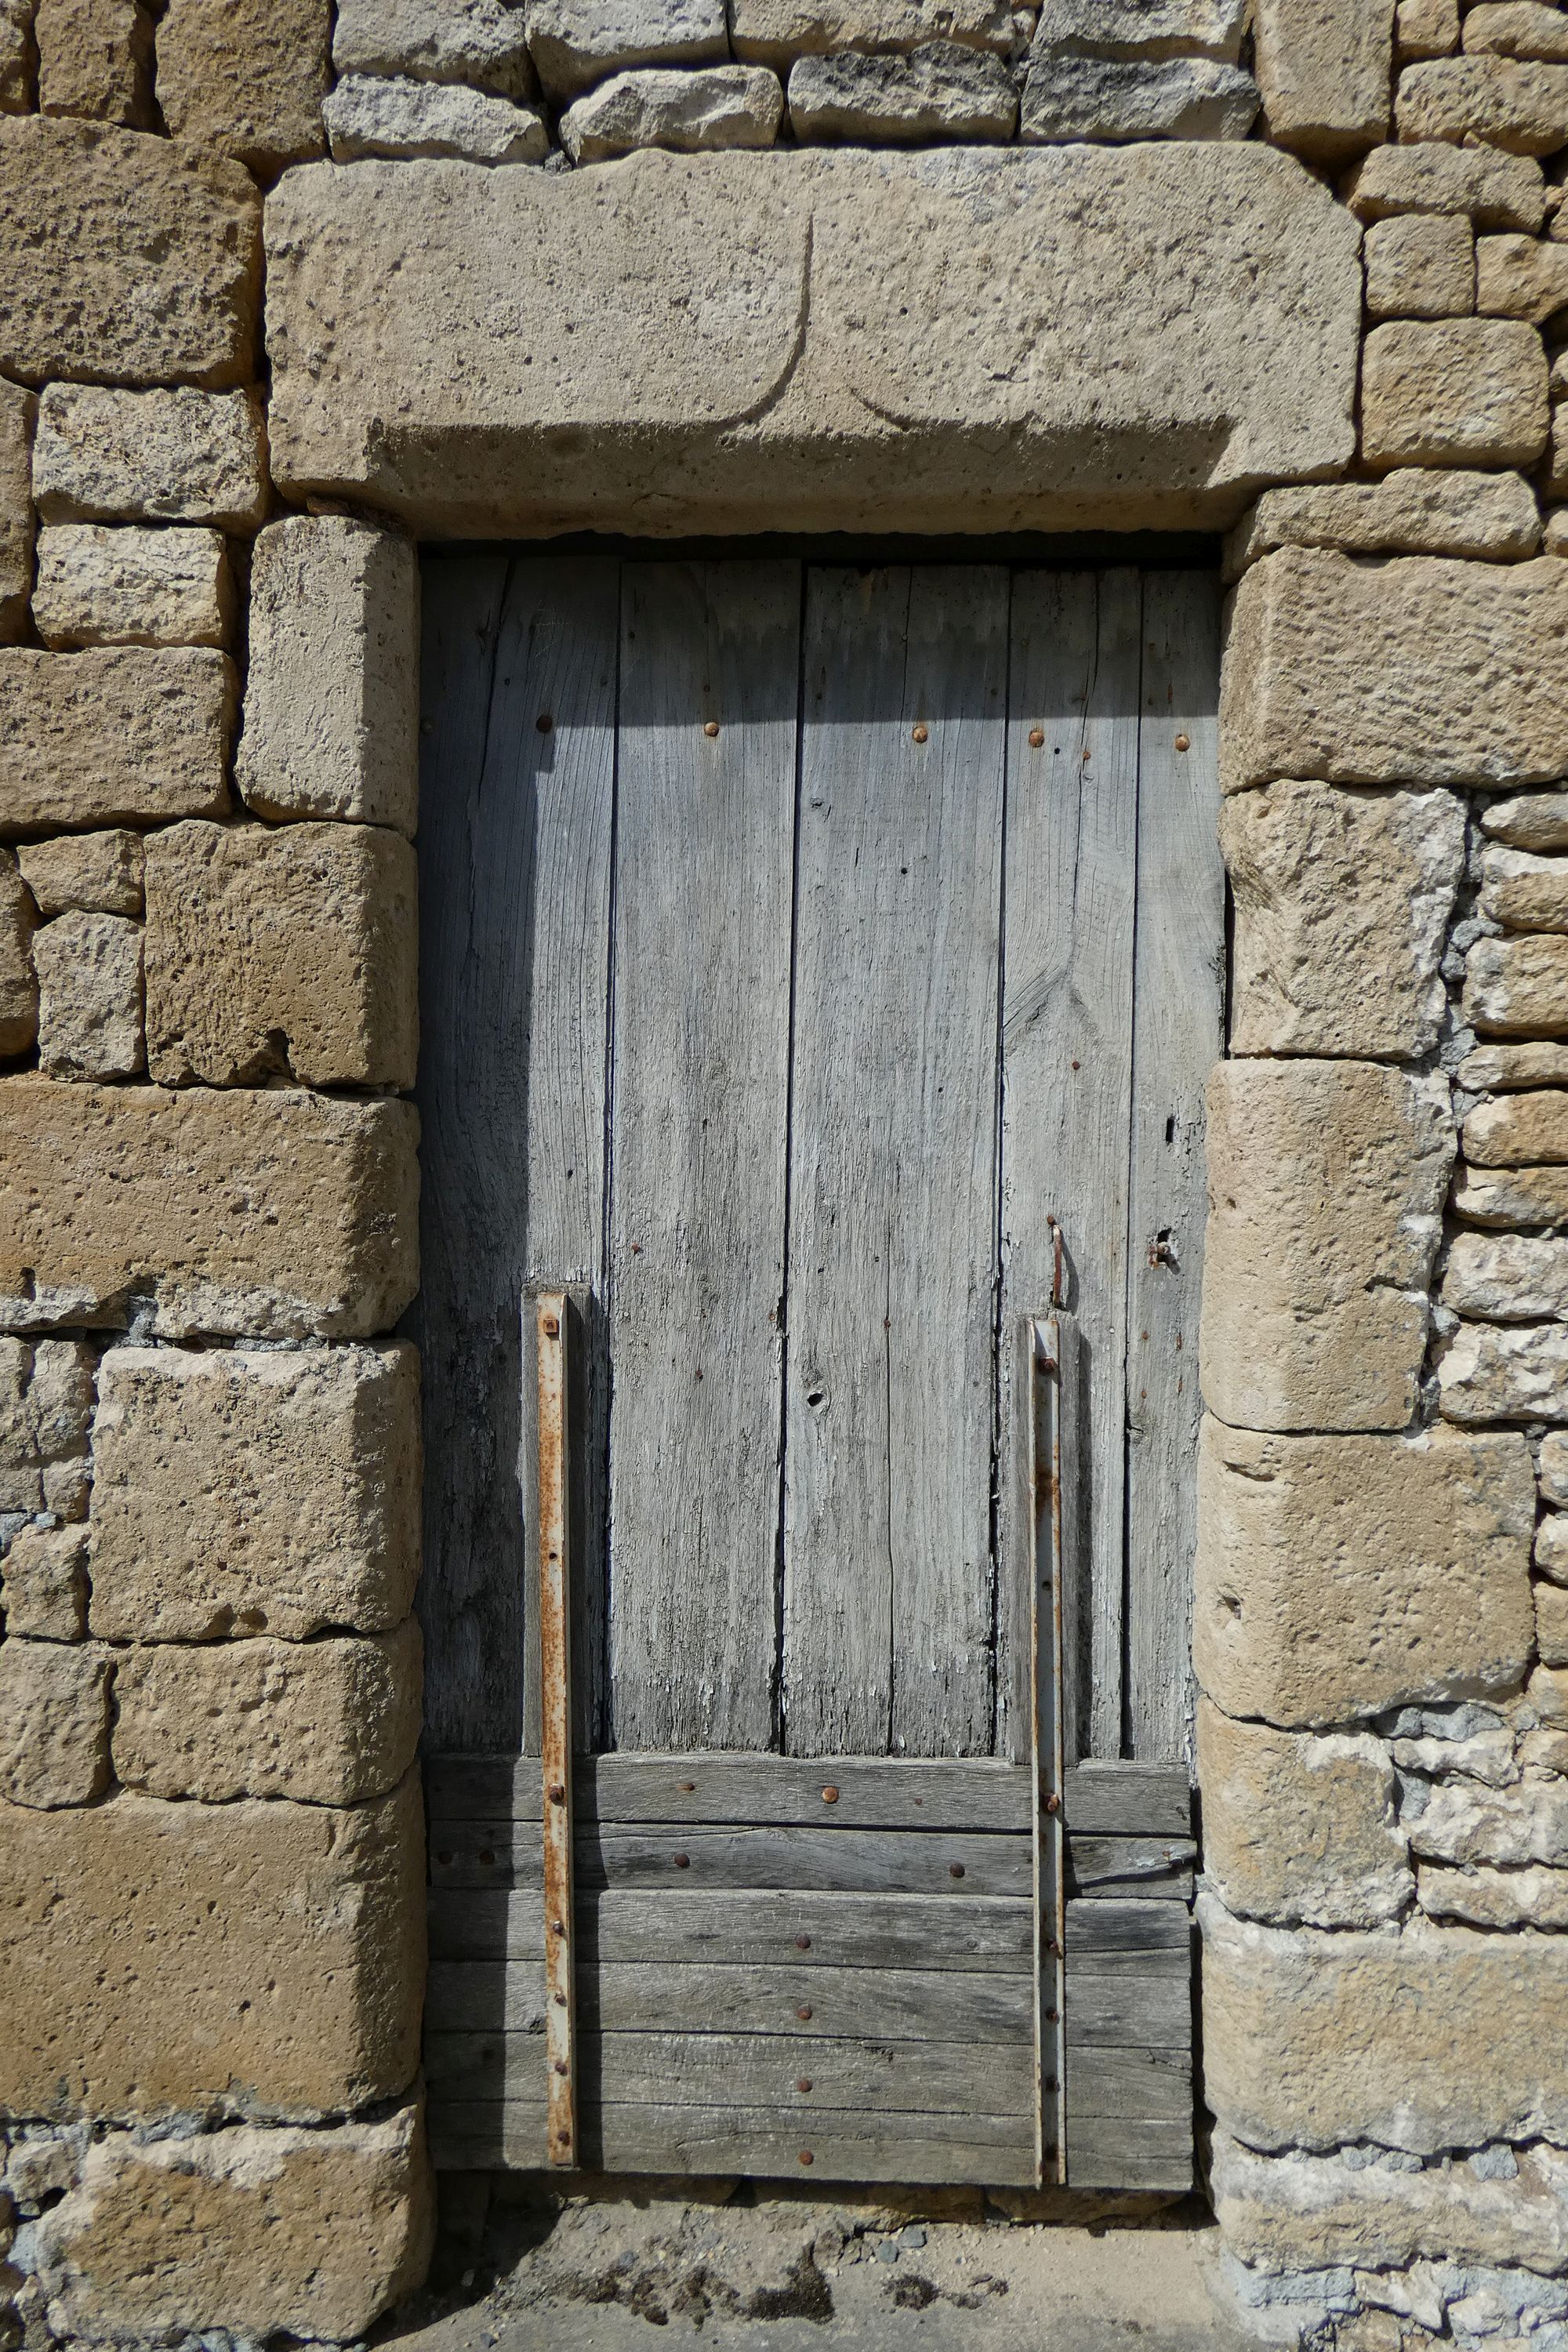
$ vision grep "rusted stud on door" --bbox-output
[677,1780,695,1793]
[546,1784,565,1804]
[821,1785,839,1804]
[949,1862,965,1879]
[673,1853,691,1869]
[797,2078,813,2094]
[798,2151,814,2166]
[1028,727,1044,749]
[1044,1792,1060,1815]
[705,720,720,738]
[797,2005,812,2021]
[1174,732,1190,752]
[795,1934,811,1950]
[911,723,928,744]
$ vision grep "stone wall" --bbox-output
[4,0,1568,2346]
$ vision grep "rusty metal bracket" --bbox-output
[1024,1310,1070,2186]
[536,1293,577,2169]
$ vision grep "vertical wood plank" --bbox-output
[607,562,800,1752]
[1125,572,1223,1764]
[414,556,618,1754]
[1001,572,1141,1763]
[785,567,1007,1759]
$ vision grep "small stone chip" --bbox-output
[729,0,1014,68]
[1465,2,1568,62]
[1033,0,1247,63]
[1224,470,1539,577]
[0,844,35,1056]
[1439,1318,1568,1421]
[1483,788,1568,851]
[1348,139,1547,230]
[1444,1227,1568,1317]
[1477,231,1568,321]
[526,0,730,100]
[1465,935,1568,1039]
[36,0,154,128]
[1454,1163,1568,1227]
[0,1639,110,1808]
[1479,841,1568,931]
[1463,1089,1568,1168]
[324,72,548,162]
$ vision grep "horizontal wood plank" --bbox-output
[430,1888,1034,1972]
[1065,1900,1191,1964]
[1062,2044,1191,2125]
[427,2100,1036,2185]
[1067,1836,1196,1901]
[1062,1761,1192,1837]
[1065,1970,1191,2053]
[1065,2115,1194,2193]
[427,1754,1033,1832]
[426,1959,1035,2042]
[432,1824,1030,1897]
[426,2030,1033,2118]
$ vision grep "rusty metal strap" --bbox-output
[536,1293,577,2169]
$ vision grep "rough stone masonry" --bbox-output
[6,0,1568,2348]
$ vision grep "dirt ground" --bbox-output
[383,2177,1249,2352]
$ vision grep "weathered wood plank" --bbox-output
[1125,571,1223,1766]
[1003,571,1142,1762]
[428,1752,1033,1831]
[414,555,618,1753]
[1065,1900,1192,1964]
[426,1959,1036,2041]
[1064,2116,1193,2192]
[1061,2043,1191,2124]
[785,566,1008,1758]
[1062,1759,1192,1838]
[428,2101,1037,2184]
[1065,1972,1191,2051]
[434,1824,1030,1896]
[608,561,800,1751]
[426,2031,1034,2118]
[1067,1836,1196,1902]
[430,1888,1033,1972]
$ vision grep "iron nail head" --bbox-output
[546,1783,565,1804]
[1174,732,1190,752]
[1028,727,1044,749]
[797,2078,813,2094]
[542,1313,560,1338]
[705,720,720,738]
[912,723,928,745]
[795,1934,811,1951]
[821,1785,840,1804]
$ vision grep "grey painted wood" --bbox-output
[1125,572,1223,1765]
[1062,1760,1192,1837]
[1002,571,1142,1763]
[430,1886,1033,1971]
[428,2101,1037,2185]
[785,567,1008,1759]
[426,1958,1034,2040]
[415,556,618,1752]
[608,563,800,1751]
[429,1752,1033,1830]
[1067,1836,1196,1902]
[427,2031,1034,2117]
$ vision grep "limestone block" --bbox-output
[1210,2131,1568,2278]
[1466,935,1568,1036]
[0,118,258,390]
[1465,1091,1568,1166]
[156,0,330,174]
[1537,1511,1568,1580]
[1468,1,1568,57]
[1348,138,1546,228]
[1253,0,1394,156]
[1196,1700,1409,1927]
[1364,211,1475,315]
[0,0,30,108]
[1541,1580,1568,1661]
[0,1079,419,1338]
[561,64,785,158]
[16,830,142,918]
[33,386,267,532]
[730,0,1012,67]
[1226,474,1541,576]
[1479,843,1568,930]
[114,1623,421,1806]
[0,1774,424,2118]
[1398,54,1568,149]
[1454,1163,1568,1225]
[324,74,548,162]
[1219,550,1568,792]
[88,1342,420,1641]
[31,2107,433,2345]
[0,376,34,644]
[0,847,35,1055]
[143,820,418,1091]
[0,1523,88,1639]
[334,0,539,97]
[1020,49,1257,138]
[1541,1434,1568,1504]
[1409,1774,1568,1866]
[0,1641,109,1807]
[1194,1421,1534,1727]
[237,517,418,836]
[1361,318,1548,468]
[1484,787,1568,850]
[262,146,1359,538]
[1398,0,1458,60]
[1032,0,1247,62]
[1201,1892,1568,2153]
[1461,1040,1568,1090]
[793,42,1018,138]
[33,910,143,1080]
[0,648,232,835]
[526,0,728,97]
[1200,1060,1452,1432]
[1478,233,1568,322]
[36,0,153,127]
[1439,1319,1568,1421]
[1221,782,1463,1058]
[0,1338,94,1517]
[32,524,231,651]
[1443,1230,1568,1316]
[1419,1860,1568,1925]
[1550,508,1568,554]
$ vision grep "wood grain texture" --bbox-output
[1002,571,1142,1763]
[429,1751,1033,1830]
[429,2100,1036,2184]
[785,567,1008,1759]
[426,1959,1035,2040]
[1063,2117,1193,2192]
[434,1824,1030,1896]
[1066,1837,1196,1901]
[1125,571,1223,1766]
[415,556,618,1752]
[608,563,800,1751]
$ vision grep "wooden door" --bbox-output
[414,558,1221,2190]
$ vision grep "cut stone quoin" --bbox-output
[87,1342,421,1642]
[0,1077,419,1337]
[0,1773,425,2119]
[323,76,548,164]
[560,65,785,160]
[1196,1699,1410,1928]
